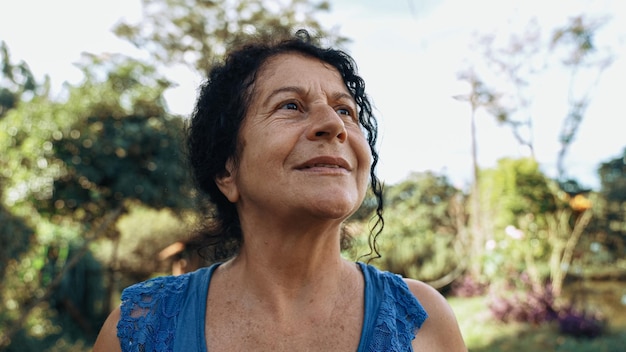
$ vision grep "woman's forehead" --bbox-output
[254,53,350,96]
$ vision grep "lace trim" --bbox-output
[369,273,428,351]
[117,274,190,352]
[115,267,427,352]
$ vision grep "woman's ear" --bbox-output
[215,159,239,203]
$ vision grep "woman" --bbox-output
[94,30,467,351]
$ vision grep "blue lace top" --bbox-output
[117,262,428,351]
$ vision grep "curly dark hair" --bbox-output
[186,29,383,262]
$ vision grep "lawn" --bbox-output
[449,295,626,351]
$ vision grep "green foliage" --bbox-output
[50,113,193,218]
[480,157,558,233]
[0,41,41,118]
[477,158,559,282]
[349,172,463,282]
[597,148,626,250]
[599,148,626,204]
[94,205,196,280]
[0,94,74,220]
[0,202,33,277]
[0,53,196,349]
[476,157,601,300]
[0,46,94,349]
[113,0,347,75]
[32,54,196,221]
[0,220,99,351]
[1,1,347,349]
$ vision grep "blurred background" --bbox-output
[0,0,625,350]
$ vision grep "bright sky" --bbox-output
[1,0,625,190]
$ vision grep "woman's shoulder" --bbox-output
[119,272,193,320]
[358,263,466,351]
[402,278,467,351]
[94,273,194,352]
[363,264,429,328]
[358,263,428,350]
[116,268,211,351]
[121,272,191,303]
[120,265,216,307]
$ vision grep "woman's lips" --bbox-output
[296,156,351,171]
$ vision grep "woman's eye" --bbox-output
[337,107,359,123]
[280,102,299,110]
[337,108,351,116]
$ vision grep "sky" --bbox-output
[1,0,625,190]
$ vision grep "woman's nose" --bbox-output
[306,105,348,143]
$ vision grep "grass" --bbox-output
[449,295,626,351]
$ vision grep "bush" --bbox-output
[488,281,558,324]
[487,273,607,338]
[558,306,606,338]
[451,275,489,297]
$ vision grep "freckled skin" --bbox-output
[92,52,467,352]
[206,53,370,351]
[217,53,372,226]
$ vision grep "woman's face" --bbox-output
[216,53,372,224]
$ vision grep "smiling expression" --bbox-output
[215,52,372,223]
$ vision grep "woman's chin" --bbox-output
[306,200,361,221]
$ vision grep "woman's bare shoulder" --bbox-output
[93,306,123,352]
[403,278,467,352]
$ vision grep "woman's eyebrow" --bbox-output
[331,91,356,105]
[262,86,305,106]
[261,87,356,106]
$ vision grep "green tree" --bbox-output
[2,1,348,348]
[0,42,42,280]
[0,200,32,279]
[113,0,347,75]
[597,148,626,254]
[0,41,42,118]
[0,53,196,350]
[478,158,557,285]
[350,172,465,286]
[0,78,104,347]
[45,53,195,221]
[454,68,502,278]
[456,13,613,283]
[478,157,594,296]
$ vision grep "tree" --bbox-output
[454,68,503,278]
[597,148,626,252]
[478,157,594,297]
[2,1,349,348]
[113,0,347,75]
[0,42,43,280]
[45,53,195,221]
[0,75,106,348]
[0,41,42,118]
[455,14,613,285]
[0,200,32,279]
[48,52,197,311]
[551,16,613,181]
[350,172,465,286]
[470,19,545,159]
[478,158,557,285]
[467,15,613,180]
[0,53,197,350]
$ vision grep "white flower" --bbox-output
[505,225,524,240]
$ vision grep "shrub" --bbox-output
[451,275,489,297]
[487,273,607,338]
